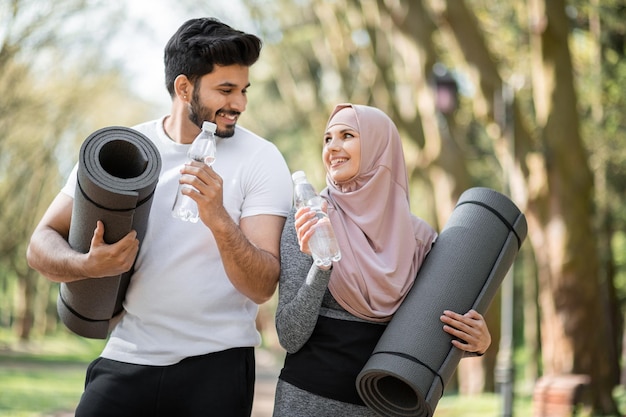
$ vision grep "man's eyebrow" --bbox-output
[217,82,251,89]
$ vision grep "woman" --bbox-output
[273,104,491,416]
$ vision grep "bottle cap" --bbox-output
[292,170,306,183]
[202,121,217,134]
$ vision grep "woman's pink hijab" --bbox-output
[320,104,437,322]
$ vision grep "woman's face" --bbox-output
[323,123,361,183]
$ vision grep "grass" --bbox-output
[437,393,532,416]
[0,364,86,416]
[0,330,105,417]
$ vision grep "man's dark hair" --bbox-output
[164,17,262,97]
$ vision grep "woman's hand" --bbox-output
[440,309,491,355]
[293,204,333,271]
[293,207,317,255]
[294,201,329,254]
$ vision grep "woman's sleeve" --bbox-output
[275,208,332,353]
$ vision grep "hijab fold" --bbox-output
[321,104,437,322]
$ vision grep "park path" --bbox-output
[251,348,280,417]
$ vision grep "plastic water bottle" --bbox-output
[292,171,341,267]
[172,121,217,222]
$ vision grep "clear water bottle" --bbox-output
[172,121,217,223]
[292,171,341,267]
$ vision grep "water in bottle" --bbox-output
[292,171,341,267]
[172,121,217,222]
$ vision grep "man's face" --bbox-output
[188,64,250,138]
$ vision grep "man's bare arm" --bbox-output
[26,193,139,282]
[210,213,286,304]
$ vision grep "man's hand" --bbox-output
[84,220,139,278]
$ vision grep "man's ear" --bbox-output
[174,74,192,102]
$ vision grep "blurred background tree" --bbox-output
[0,0,154,338]
[232,0,624,412]
[1,0,624,415]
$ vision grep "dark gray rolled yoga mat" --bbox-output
[356,187,527,417]
[57,126,161,339]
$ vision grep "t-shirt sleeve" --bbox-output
[60,163,79,198]
[240,143,293,219]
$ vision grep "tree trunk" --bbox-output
[523,248,540,390]
[17,270,36,340]
[528,0,619,413]
[437,0,620,411]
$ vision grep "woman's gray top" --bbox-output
[272,209,381,417]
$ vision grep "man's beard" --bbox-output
[188,94,236,138]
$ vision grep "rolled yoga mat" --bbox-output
[57,126,161,339]
[356,187,527,417]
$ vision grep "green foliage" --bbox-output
[613,231,626,303]
[0,0,155,339]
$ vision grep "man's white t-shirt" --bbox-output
[62,117,293,365]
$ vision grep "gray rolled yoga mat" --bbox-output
[356,187,527,417]
[57,126,161,339]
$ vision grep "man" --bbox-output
[26,17,292,416]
